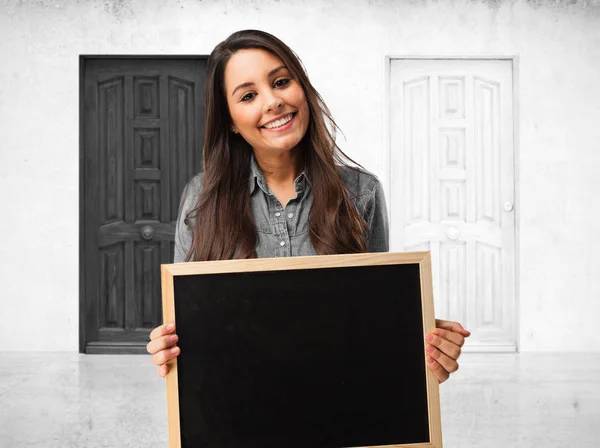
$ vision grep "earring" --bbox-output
[231,127,237,134]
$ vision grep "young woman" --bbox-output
[147,30,470,384]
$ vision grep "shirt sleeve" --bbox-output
[173,174,203,263]
[365,177,390,253]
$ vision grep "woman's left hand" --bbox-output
[425,319,471,383]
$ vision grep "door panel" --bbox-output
[81,58,206,354]
[390,59,516,351]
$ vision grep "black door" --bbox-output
[80,57,206,354]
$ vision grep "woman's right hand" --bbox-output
[147,322,181,377]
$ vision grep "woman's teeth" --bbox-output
[263,114,293,129]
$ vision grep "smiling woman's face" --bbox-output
[224,48,310,156]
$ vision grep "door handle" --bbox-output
[141,225,155,241]
[446,226,459,241]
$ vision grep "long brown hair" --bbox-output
[185,29,368,261]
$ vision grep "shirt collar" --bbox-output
[248,152,311,195]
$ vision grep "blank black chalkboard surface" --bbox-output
[161,251,442,448]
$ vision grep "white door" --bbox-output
[389,59,516,352]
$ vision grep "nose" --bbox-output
[264,93,283,113]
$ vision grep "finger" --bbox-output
[159,364,169,378]
[146,333,178,355]
[431,328,465,347]
[426,355,449,383]
[151,346,181,367]
[151,346,180,367]
[435,319,471,337]
[426,333,461,360]
[149,322,176,342]
[426,344,459,375]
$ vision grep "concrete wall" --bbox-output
[1,0,599,351]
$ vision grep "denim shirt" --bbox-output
[173,155,389,262]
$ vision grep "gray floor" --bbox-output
[0,352,598,447]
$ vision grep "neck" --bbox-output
[252,146,304,187]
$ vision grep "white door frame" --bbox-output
[382,55,521,352]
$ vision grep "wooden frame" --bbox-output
[161,251,442,448]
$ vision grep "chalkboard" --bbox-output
[161,252,441,448]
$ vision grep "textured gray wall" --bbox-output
[1,0,599,351]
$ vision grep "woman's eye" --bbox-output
[274,78,290,88]
[241,92,255,102]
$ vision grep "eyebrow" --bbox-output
[231,65,288,97]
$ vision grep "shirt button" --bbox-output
[280,241,285,246]
[287,213,294,219]
[275,212,281,217]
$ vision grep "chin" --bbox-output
[277,139,304,152]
